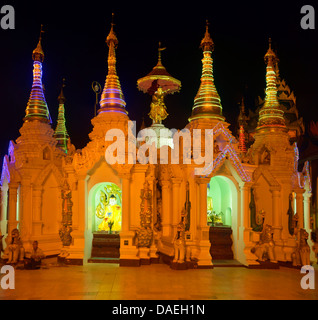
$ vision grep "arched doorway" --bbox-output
[86,182,122,263]
[208,175,238,260]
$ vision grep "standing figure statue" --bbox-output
[173,220,186,264]
[5,229,25,264]
[148,87,169,124]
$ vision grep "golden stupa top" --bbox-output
[137,42,181,94]
[264,38,277,62]
[257,38,286,131]
[188,22,224,122]
[98,14,128,115]
[24,25,51,124]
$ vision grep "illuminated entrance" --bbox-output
[208,175,237,260]
[86,182,122,263]
[207,176,235,227]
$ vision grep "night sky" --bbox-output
[0,0,317,160]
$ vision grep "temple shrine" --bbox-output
[0,19,316,269]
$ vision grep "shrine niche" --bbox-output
[259,147,271,165]
[92,182,122,233]
[207,176,235,227]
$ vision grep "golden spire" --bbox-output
[256,38,286,131]
[99,13,128,115]
[189,21,224,122]
[24,25,51,124]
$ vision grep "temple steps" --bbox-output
[209,226,234,260]
[89,232,120,263]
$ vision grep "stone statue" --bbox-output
[292,228,310,267]
[136,181,153,248]
[148,87,169,124]
[252,224,277,263]
[5,229,25,264]
[173,219,186,264]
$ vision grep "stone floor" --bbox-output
[0,258,317,300]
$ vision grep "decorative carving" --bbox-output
[154,181,162,232]
[136,181,153,248]
[59,179,73,246]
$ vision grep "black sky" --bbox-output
[0,0,317,159]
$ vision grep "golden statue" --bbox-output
[95,185,122,233]
[148,87,169,124]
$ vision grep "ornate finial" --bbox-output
[106,13,118,47]
[32,24,45,62]
[200,20,214,52]
[58,78,66,104]
[157,41,166,67]
[264,37,277,64]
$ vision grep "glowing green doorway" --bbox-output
[207,176,234,227]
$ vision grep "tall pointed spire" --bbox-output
[54,79,69,153]
[24,25,52,124]
[189,21,224,122]
[98,13,128,115]
[256,38,286,131]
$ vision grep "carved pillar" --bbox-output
[19,177,32,239]
[270,188,282,241]
[241,184,250,229]
[303,191,311,231]
[7,182,19,234]
[120,174,131,233]
[171,178,181,236]
[195,177,212,268]
[32,186,43,235]
[161,180,171,237]
[119,172,139,266]
[0,184,8,236]
[295,190,305,229]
